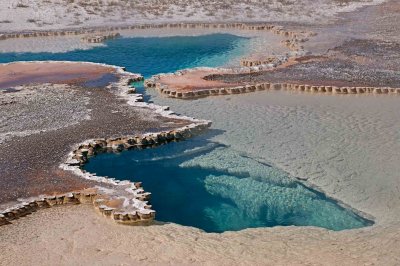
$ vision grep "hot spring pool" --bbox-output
[0,33,249,77]
[84,134,372,233]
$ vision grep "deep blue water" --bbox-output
[84,136,372,233]
[0,34,248,78]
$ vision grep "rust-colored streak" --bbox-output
[0,62,115,89]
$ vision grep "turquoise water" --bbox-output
[0,34,248,78]
[84,134,372,233]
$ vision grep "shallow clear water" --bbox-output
[0,34,248,78]
[2,33,373,232]
[84,133,372,233]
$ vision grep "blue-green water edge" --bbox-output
[1,34,373,232]
[84,134,372,233]
[0,34,249,78]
